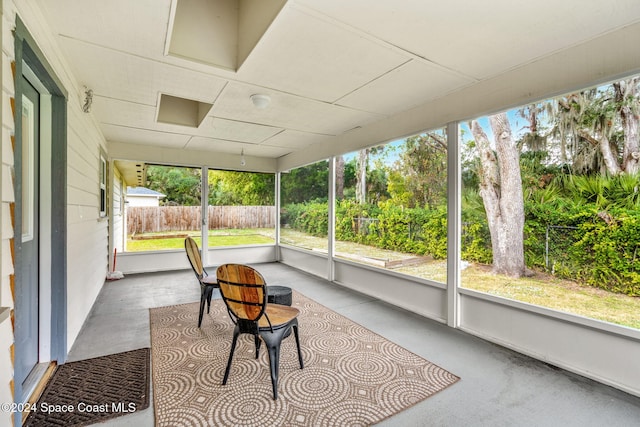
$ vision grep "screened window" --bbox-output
[125,165,201,252]
[459,75,640,330]
[280,160,329,252]
[333,129,448,284]
[206,169,275,246]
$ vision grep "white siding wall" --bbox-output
[2,0,109,381]
[0,311,12,427]
[128,195,160,207]
[0,1,14,423]
[127,196,160,207]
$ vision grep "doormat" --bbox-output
[24,347,150,427]
[150,292,459,426]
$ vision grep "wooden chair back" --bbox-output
[184,237,204,279]
[216,264,267,322]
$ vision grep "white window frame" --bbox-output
[99,151,107,218]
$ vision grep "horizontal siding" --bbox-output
[0,313,13,426]
[1,1,14,419]
[8,0,110,354]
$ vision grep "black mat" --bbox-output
[24,348,150,427]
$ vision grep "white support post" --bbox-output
[275,172,281,261]
[201,166,209,266]
[328,157,336,282]
[446,122,461,328]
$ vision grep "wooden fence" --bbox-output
[127,206,276,234]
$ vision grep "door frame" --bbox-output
[13,16,67,405]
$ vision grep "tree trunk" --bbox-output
[470,113,527,277]
[615,78,640,174]
[599,133,623,175]
[335,155,345,199]
[356,148,368,204]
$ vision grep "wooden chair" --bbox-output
[184,237,219,327]
[216,263,303,399]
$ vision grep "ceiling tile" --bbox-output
[297,0,640,79]
[102,124,191,149]
[185,137,291,158]
[38,0,172,58]
[212,83,384,135]
[209,118,283,143]
[337,60,475,115]
[237,4,410,102]
[262,130,333,149]
[33,0,640,167]
[57,38,228,106]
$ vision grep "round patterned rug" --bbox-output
[149,291,459,426]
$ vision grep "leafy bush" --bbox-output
[281,201,328,237]
[282,190,640,296]
[525,198,640,296]
[572,210,640,295]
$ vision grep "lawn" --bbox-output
[126,229,275,251]
[127,229,639,330]
[280,229,640,330]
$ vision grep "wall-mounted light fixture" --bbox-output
[240,149,246,166]
[250,94,271,109]
[82,86,93,113]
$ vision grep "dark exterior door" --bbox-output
[15,76,40,388]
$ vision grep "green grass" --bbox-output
[278,229,640,330]
[127,228,639,329]
[459,265,640,329]
[126,230,274,251]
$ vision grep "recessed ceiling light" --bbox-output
[250,94,271,109]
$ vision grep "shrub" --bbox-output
[282,201,328,237]
[282,194,640,297]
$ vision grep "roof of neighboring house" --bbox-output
[126,187,165,198]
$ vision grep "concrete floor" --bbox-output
[68,263,640,427]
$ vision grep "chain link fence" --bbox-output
[545,225,580,274]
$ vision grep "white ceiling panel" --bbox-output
[185,137,292,158]
[57,37,228,106]
[102,124,191,150]
[337,59,475,116]
[212,83,384,135]
[209,117,283,144]
[30,0,640,173]
[237,4,410,102]
[38,0,172,59]
[262,130,333,149]
[298,0,640,79]
[184,137,247,153]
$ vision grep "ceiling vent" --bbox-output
[156,93,213,127]
[166,0,287,72]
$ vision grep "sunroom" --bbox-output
[1,1,640,426]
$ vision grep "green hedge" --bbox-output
[527,201,640,296]
[282,199,640,296]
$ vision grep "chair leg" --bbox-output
[223,327,241,385]
[266,341,281,400]
[198,293,207,328]
[292,323,304,369]
[206,286,213,313]
[255,335,261,359]
[260,327,289,400]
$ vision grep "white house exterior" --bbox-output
[0,3,126,424]
[126,187,165,207]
